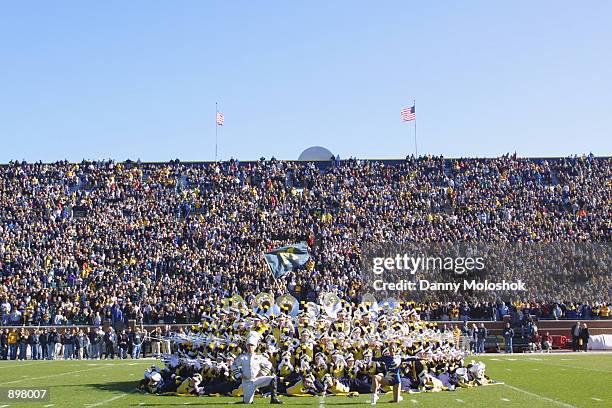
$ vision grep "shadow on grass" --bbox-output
[82,380,139,393]
[82,381,366,406]
[126,399,364,406]
[126,403,361,407]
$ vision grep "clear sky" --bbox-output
[1,1,610,162]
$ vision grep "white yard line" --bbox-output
[591,397,603,402]
[0,365,108,386]
[84,387,138,407]
[0,362,38,369]
[501,398,511,401]
[504,384,578,408]
[494,355,612,374]
[535,361,612,374]
[84,394,128,407]
[455,399,465,403]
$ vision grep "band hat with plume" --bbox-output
[245,331,261,346]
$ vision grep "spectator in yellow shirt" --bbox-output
[8,329,18,360]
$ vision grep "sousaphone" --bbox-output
[378,297,400,314]
[359,293,380,318]
[276,294,300,317]
[322,292,342,318]
[223,294,247,312]
[251,292,275,317]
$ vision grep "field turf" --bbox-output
[0,353,611,407]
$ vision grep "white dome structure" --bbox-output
[298,146,334,161]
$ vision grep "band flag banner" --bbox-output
[264,242,310,279]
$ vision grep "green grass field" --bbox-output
[0,353,610,408]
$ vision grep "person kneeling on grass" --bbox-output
[542,332,553,353]
[370,342,422,405]
[231,332,283,404]
[529,331,542,353]
[176,373,204,396]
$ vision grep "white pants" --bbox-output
[242,376,274,403]
[151,341,161,356]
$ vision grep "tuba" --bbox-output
[304,302,320,319]
[223,294,247,312]
[359,293,380,318]
[251,292,275,317]
[378,297,400,314]
[322,292,342,319]
[276,294,300,317]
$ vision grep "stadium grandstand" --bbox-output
[0,154,609,329]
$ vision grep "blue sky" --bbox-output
[0,1,610,162]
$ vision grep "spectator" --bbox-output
[47,328,59,360]
[63,329,74,360]
[118,329,129,359]
[88,328,99,359]
[132,327,143,359]
[103,328,115,359]
[8,329,18,360]
[0,328,8,360]
[76,329,88,359]
[161,326,171,355]
[0,328,9,360]
[503,323,514,354]
[580,323,590,352]
[552,304,562,320]
[543,331,553,353]
[40,328,48,360]
[150,327,162,357]
[477,323,487,354]
[529,331,542,353]
[126,326,134,357]
[470,323,478,353]
[17,329,28,361]
[571,321,582,352]
[28,329,41,360]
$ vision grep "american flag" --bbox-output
[216,111,224,126]
[401,105,416,122]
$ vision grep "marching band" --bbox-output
[138,293,494,403]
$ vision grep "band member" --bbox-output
[231,332,283,404]
[370,343,420,405]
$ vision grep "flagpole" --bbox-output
[215,102,218,162]
[414,99,418,157]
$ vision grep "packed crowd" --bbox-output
[0,154,610,327]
